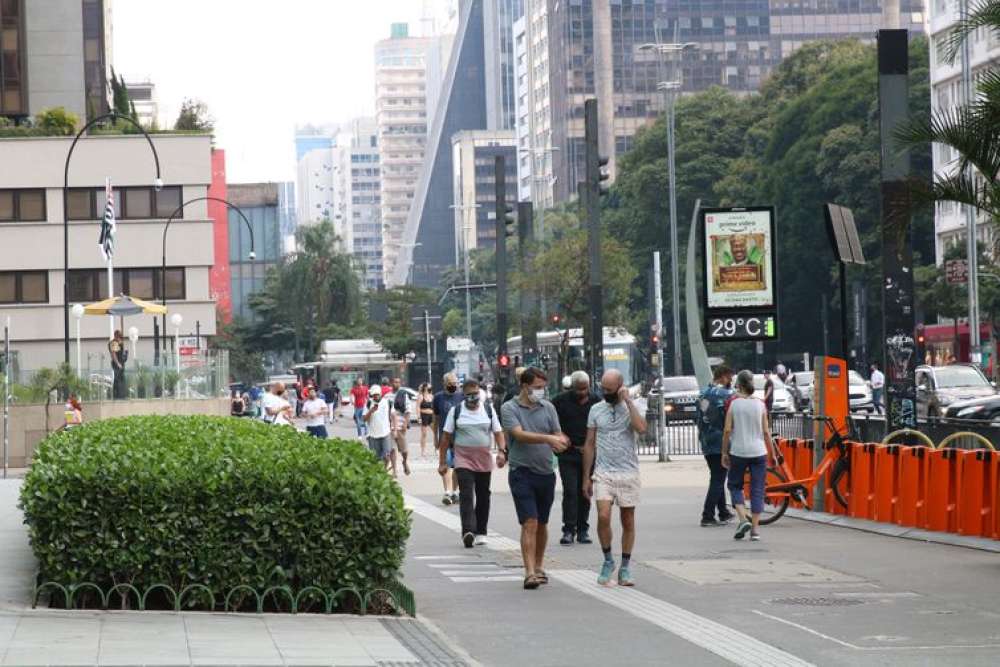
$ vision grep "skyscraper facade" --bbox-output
[341,118,384,290]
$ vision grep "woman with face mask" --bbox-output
[439,378,506,548]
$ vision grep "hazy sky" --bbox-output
[113,1,454,183]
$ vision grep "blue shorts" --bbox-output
[509,467,556,525]
[368,436,392,460]
[306,425,328,438]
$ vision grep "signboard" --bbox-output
[701,207,779,342]
[945,258,968,285]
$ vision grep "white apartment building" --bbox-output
[295,145,351,250]
[338,118,383,290]
[513,8,556,208]
[929,0,1000,262]
[0,133,219,371]
[124,80,158,128]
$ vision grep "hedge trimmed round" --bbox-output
[20,415,411,612]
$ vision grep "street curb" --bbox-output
[784,508,1000,553]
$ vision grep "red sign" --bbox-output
[945,259,968,285]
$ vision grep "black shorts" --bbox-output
[420,413,433,426]
[509,467,556,525]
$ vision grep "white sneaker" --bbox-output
[474,535,487,546]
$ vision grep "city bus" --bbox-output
[507,327,640,388]
[293,339,406,394]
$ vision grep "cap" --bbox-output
[370,386,382,396]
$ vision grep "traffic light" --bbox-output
[551,313,561,327]
[916,324,926,361]
[498,353,511,369]
[651,333,660,349]
[514,354,521,367]
[504,204,517,238]
[596,155,610,195]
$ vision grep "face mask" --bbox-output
[603,391,619,404]
[446,385,458,393]
[530,388,546,402]
[464,394,480,407]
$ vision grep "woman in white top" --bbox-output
[722,370,775,541]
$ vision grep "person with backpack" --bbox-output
[439,378,506,547]
[696,365,736,527]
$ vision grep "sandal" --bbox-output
[523,574,541,590]
[536,570,549,585]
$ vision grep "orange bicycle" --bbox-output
[748,415,852,525]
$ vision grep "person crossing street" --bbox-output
[583,369,647,587]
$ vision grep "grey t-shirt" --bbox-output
[587,400,639,475]
[500,397,561,475]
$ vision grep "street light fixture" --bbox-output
[161,197,256,356]
[638,38,698,377]
[71,303,85,377]
[63,111,161,364]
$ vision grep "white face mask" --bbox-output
[530,388,546,402]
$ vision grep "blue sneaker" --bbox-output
[618,566,635,587]
[598,559,616,586]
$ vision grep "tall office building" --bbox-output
[339,118,384,290]
[451,130,517,260]
[0,0,113,121]
[515,0,926,204]
[226,183,284,322]
[929,0,999,262]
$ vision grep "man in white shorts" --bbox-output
[583,369,647,586]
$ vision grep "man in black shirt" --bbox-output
[552,370,600,545]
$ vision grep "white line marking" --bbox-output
[751,610,1000,651]
[448,576,524,583]
[413,555,477,560]
[439,570,510,577]
[555,570,814,667]
[426,564,497,569]
[405,494,521,550]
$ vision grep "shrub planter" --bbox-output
[20,415,413,614]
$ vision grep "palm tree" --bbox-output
[896,0,1000,222]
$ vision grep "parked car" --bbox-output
[752,374,795,413]
[847,370,875,413]
[944,394,1000,421]
[788,371,813,411]
[656,375,701,421]
[915,363,997,419]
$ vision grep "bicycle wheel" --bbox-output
[830,456,851,510]
[743,466,790,525]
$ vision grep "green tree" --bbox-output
[33,107,78,136]
[110,67,132,119]
[370,286,435,358]
[212,319,265,385]
[174,98,214,131]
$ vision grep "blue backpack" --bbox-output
[696,384,731,448]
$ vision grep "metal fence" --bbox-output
[639,410,1000,458]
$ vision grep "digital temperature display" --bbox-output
[705,313,778,342]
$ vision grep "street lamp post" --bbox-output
[519,146,559,323]
[639,39,698,377]
[63,112,162,364]
[170,312,183,396]
[449,203,481,341]
[71,303,85,378]
[161,197,256,356]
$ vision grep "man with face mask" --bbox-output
[433,372,464,505]
[439,378,506,547]
[501,367,570,590]
[697,366,736,527]
[552,370,599,545]
[582,369,647,587]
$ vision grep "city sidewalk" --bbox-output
[0,474,469,666]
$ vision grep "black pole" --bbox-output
[585,98,604,381]
[518,201,537,366]
[840,262,849,365]
[153,317,160,366]
[63,111,162,363]
[495,156,508,378]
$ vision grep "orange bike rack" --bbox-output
[896,446,929,529]
[873,445,902,524]
[957,450,998,538]
[849,443,877,520]
[925,448,960,533]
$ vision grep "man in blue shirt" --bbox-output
[696,366,736,527]
[433,372,465,505]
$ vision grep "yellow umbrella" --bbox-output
[83,294,167,316]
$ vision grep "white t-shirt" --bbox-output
[870,370,885,389]
[367,398,392,439]
[261,392,282,422]
[728,396,768,458]
[302,398,327,427]
[272,396,293,426]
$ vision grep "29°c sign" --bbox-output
[701,207,779,342]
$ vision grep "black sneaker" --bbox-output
[462,532,475,548]
[560,530,575,545]
[734,520,752,540]
[718,513,736,524]
[576,530,593,544]
[700,518,722,527]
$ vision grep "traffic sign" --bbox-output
[945,259,968,285]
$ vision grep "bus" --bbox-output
[293,339,406,394]
[507,327,640,388]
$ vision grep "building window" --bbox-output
[66,186,180,220]
[67,267,185,302]
[0,270,48,304]
[0,188,45,221]
[0,0,26,115]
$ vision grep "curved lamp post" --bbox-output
[63,111,162,364]
[161,196,256,355]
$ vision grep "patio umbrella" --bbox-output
[84,294,167,317]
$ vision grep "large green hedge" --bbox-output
[19,415,410,608]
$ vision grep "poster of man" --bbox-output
[704,208,775,310]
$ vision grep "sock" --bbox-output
[602,546,613,563]
[621,553,631,568]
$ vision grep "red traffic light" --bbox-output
[551,314,561,325]
[498,353,511,368]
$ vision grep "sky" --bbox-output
[112,0,455,183]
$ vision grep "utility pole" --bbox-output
[495,156,515,382]
[584,98,609,381]
[960,0,980,363]
[518,201,538,366]
[653,252,665,378]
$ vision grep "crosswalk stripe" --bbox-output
[449,576,524,583]
[405,494,521,551]
[552,569,814,667]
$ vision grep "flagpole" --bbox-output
[105,177,114,340]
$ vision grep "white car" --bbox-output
[752,375,794,413]
[802,370,875,413]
